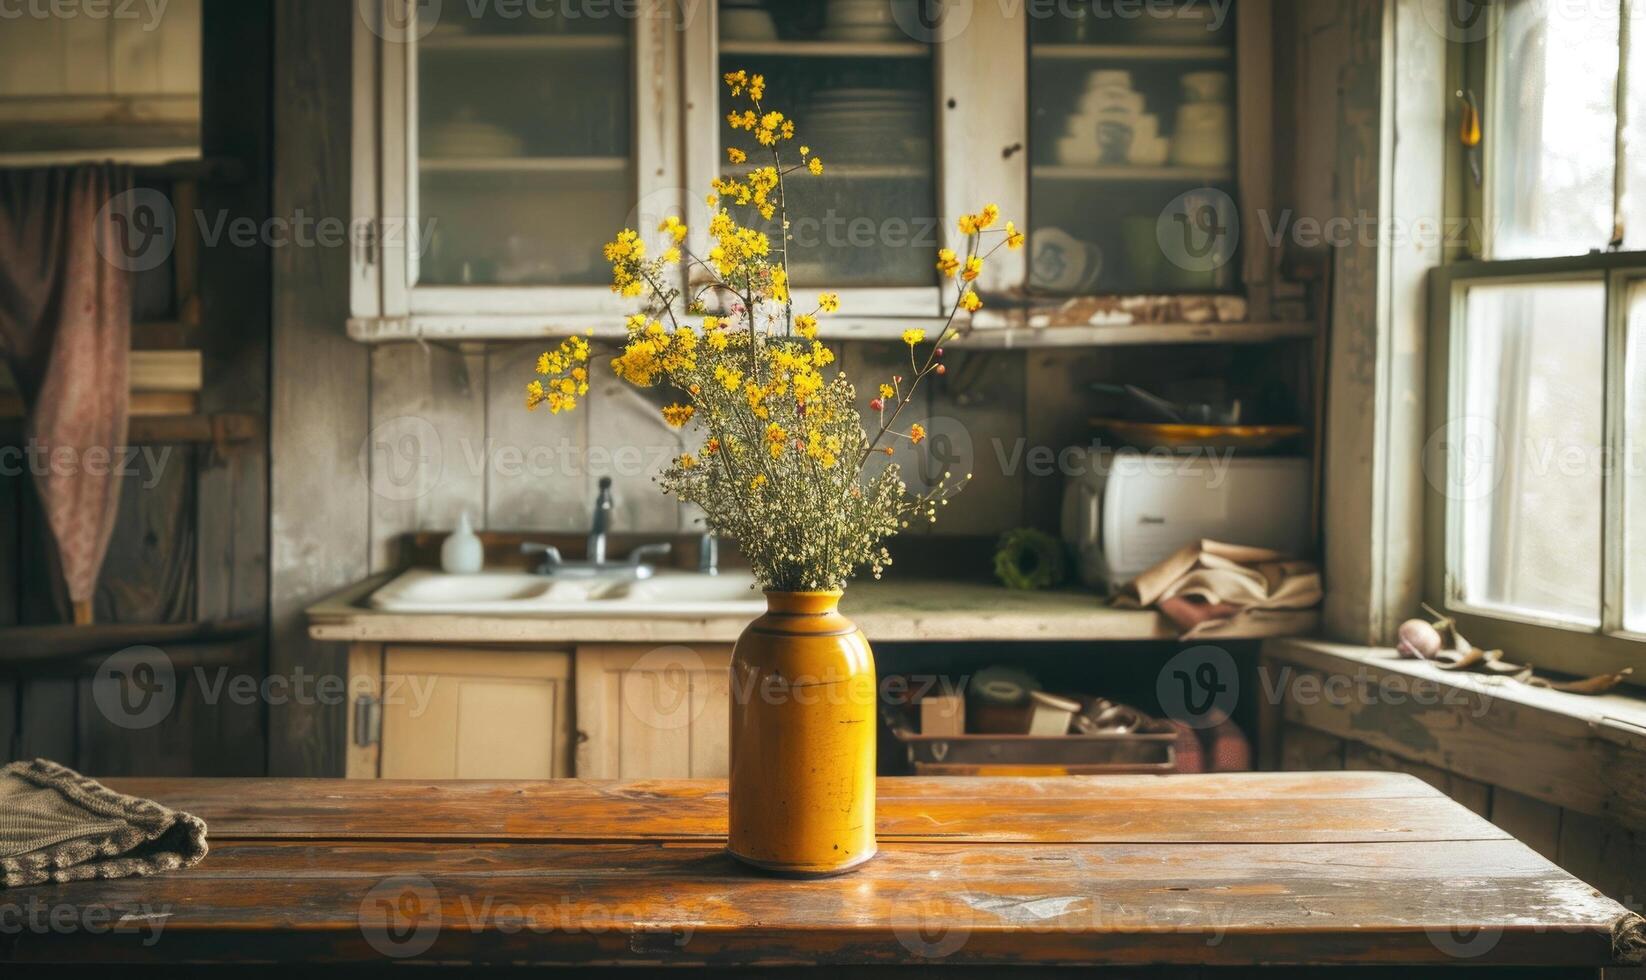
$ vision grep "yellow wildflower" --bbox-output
[910,423,927,445]
[978,203,999,229]
[962,255,983,282]
[678,453,697,469]
[960,290,983,312]
[658,215,688,244]
[726,146,746,164]
[818,292,840,313]
[770,265,789,303]
[661,403,695,428]
[879,384,896,400]
[705,437,721,455]
[902,328,926,347]
[750,473,767,489]
[1005,220,1025,250]
[799,145,810,156]
[935,248,959,278]
[795,313,819,339]
[808,157,823,175]
[765,422,788,457]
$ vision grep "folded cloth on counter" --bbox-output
[0,759,206,887]
[1114,539,1321,639]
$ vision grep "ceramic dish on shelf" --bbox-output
[1030,227,1103,293]
[1088,419,1306,453]
[424,120,526,158]
[720,0,779,41]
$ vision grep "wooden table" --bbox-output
[4,773,1641,977]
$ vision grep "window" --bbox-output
[1428,0,1644,677]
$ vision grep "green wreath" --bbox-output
[992,528,1068,591]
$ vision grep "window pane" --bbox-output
[718,4,939,288]
[1489,0,1619,259]
[416,14,633,286]
[1626,284,1646,632]
[1027,7,1240,294]
[1455,282,1605,626]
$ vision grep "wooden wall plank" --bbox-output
[196,0,272,630]
[0,472,18,626]
[484,342,589,533]
[94,445,195,625]
[1277,725,1345,772]
[0,679,16,762]
[928,350,1024,536]
[1020,349,1101,534]
[1491,788,1563,862]
[368,343,486,570]
[268,0,366,776]
[1315,0,1389,645]
[585,352,685,536]
[17,678,76,765]
[1557,809,1646,911]
[1345,741,1490,816]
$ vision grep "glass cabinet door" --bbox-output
[1027,2,1239,295]
[713,1,941,303]
[413,11,634,289]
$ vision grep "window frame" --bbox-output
[1426,0,1644,680]
[1427,253,1646,680]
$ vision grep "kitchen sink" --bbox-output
[368,568,764,617]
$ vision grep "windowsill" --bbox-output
[1260,638,1646,830]
[1263,638,1646,739]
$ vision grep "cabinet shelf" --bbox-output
[346,314,1313,348]
[718,39,930,59]
[723,163,927,180]
[1033,43,1233,62]
[421,156,629,175]
[420,34,626,53]
[1034,164,1233,183]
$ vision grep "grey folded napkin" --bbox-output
[0,759,208,887]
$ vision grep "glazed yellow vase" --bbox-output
[727,590,877,876]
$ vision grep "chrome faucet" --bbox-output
[518,477,678,578]
[588,476,614,566]
[698,532,718,575]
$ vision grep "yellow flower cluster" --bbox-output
[526,335,592,414]
[611,315,698,387]
[523,70,1014,591]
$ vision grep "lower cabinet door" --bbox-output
[379,647,573,779]
[574,644,734,779]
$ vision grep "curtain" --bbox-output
[0,165,134,623]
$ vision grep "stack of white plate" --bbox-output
[425,119,526,159]
[806,87,927,162]
[820,0,904,42]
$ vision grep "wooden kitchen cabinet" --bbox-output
[573,644,734,779]
[347,645,574,779]
[348,0,1279,342]
[344,641,731,779]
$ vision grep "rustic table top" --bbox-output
[5,772,1641,972]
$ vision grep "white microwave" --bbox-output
[1060,449,1312,592]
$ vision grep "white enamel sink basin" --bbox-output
[369,568,764,617]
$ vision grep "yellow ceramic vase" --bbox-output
[727,590,877,876]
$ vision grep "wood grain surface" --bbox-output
[2,773,1639,971]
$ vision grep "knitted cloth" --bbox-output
[0,759,207,887]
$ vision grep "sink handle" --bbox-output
[629,542,673,567]
[521,542,564,575]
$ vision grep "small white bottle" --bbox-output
[441,511,484,574]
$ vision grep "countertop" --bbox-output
[306,573,1321,644]
[8,773,1638,971]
